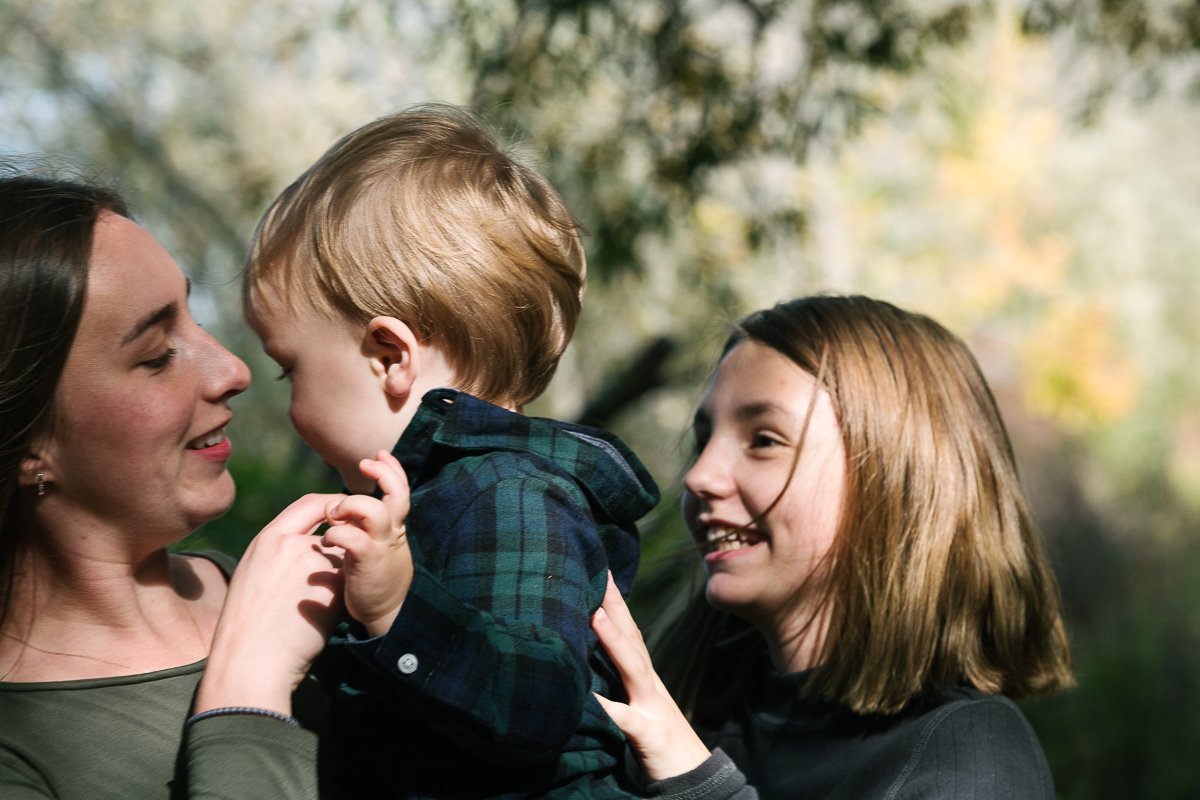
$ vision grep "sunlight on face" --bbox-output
[248,299,403,494]
[43,214,250,541]
[683,340,846,647]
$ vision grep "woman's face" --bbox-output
[37,213,250,541]
[683,340,846,636]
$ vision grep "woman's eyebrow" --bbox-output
[121,279,190,346]
[122,301,179,346]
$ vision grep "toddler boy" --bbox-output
[245,104,659,797]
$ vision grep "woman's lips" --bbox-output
[188,427,232,462]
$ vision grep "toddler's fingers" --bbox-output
[325,495,390,538]
[321,522,372,558]
[360,453,410,500]
[357,450,403,480]
[375,449,403,470]
[316,543,346,565]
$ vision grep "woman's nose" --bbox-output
[199,327,251,401]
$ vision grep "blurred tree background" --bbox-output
[3,0,1199,795]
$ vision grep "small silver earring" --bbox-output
[35,472,46,497]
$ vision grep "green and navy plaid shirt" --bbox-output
[326,389,660,798]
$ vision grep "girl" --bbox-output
[594,295,1074,800]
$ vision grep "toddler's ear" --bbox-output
[365,316,420,400]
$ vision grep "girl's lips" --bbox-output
[698,524,765,556]
[703,537,766,564]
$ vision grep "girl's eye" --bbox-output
[750,432,783,449]
[142,348,178,371]
[275,367,293,382]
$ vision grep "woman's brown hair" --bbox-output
[0,163,129,629]
[654,295,1074,717]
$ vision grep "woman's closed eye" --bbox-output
[141,347,178,371]
[275,366,293,382]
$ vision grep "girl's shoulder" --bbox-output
[886,690,1054,799]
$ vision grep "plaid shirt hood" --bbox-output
[394,387,660,593]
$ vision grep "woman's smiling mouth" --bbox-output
[187,427,227,450]
[187,426,232,461]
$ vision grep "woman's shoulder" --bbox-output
[177,548,238,579]
[0,661,205,797]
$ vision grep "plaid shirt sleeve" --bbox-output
[359,469,609,765]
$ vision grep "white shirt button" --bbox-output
[397,653,419,674]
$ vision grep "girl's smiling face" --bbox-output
[36,213,250,544]
[683,340,846,656]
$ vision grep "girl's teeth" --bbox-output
[705,526,759,552]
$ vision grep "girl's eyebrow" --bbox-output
[732,401,790,423]
[694,401,794,429]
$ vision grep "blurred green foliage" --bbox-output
[4,0,1200,795]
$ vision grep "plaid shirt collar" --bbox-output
[394,387,659,524]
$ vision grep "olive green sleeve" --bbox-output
[185,714,319,800]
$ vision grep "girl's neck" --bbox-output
[761,602,831,674]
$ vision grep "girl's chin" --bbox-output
[704,578,759,616]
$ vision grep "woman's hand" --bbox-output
[195,493,345,716]
[592,573,712,782]
[322,450,413,637]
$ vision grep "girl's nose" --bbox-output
[683,440,734,501]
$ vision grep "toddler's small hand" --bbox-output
[322,450,413,637]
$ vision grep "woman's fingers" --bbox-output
[245,493,345,555]
[198,496,350,714]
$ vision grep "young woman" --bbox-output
[0,165,345,799]
[594,295,1074,799]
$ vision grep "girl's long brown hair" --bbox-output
[653,295,1073,719]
